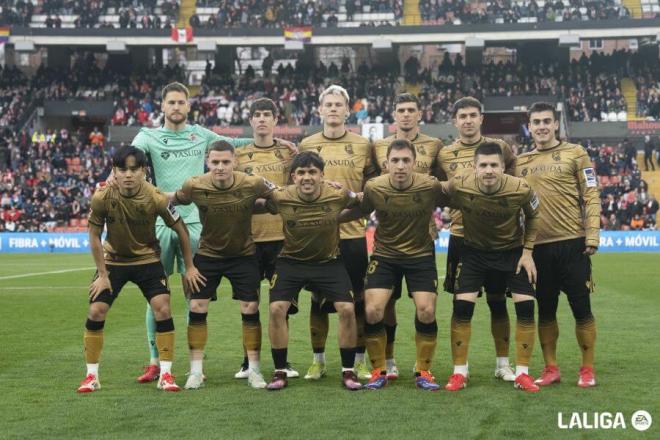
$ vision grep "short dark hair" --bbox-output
[114,145,147,168]
[290,151,324,173]
[394,93,421,110]
[527,101,558,121]
[207,140,235,155]
[249,98,278,118]
[474,142,503,160]
[387,139,417,159]
[451,97,483,118]
[161,82,189,101]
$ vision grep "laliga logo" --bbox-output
[557,410,652,431]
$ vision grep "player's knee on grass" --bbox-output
[240,300,259,314]
[88,302,110,321]
[334,301,356,320]
[190,299,210,314]
[269,301,289,320]
[149,294,172,320]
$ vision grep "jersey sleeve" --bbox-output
[575,147,601,247]
[88,192,107,227]
[433,147,448,181]
[256,176,277,199]
[175,177,194,205]
[131,129,151,154]
[522,185,541,249]
[433,179,451,207]
[363,142,378,181]
[156,190,181,227]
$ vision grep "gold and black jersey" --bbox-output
[235,141,294,243]
[88,182,180,265]
[373,133,443,175]
[362,173,444,258]
[515,141,600,247]
[436,136,517,237]
[177,172,275,258]
[270,184,360,262]
[299,130,376,239]
[443,173,540,251]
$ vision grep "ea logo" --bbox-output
[631,410,652,432]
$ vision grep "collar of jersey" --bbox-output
[459,136,483,148]
[159,125,192,136]
[322,130,348,141]
[535,140,563,152]
[118,182,144,199]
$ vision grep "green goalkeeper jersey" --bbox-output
[131,124,252,225]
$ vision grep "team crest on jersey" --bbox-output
[189,134,196,141]
[162,138,169,144]
[321,205,332,213]
[286,220,297,228]
[316,146,323,153]
[234,189,243,198]
[520,168,529,177]
[552,151,561,162]
[450,163,458,171]
[244,166,254,175]
[274,149,284,160]
[417,145,427,155]
[160,152,171,160]
[344,144,354,155]
[412,193,422,203]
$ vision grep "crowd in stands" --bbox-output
[585,138,658,231]
[419,0,633,25]
[0,127,113,232]
[189,0,401,29]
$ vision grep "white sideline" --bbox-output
[0,267,95,281]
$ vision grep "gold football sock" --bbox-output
[576,317,596,368]
[156,331,175,362]
[538,319,559,366]
[187,322,208,352]
[450,318,471,366]
[365,322,387,371]
[242,320,262,352]
[83,330,104,364]
[415,319,438,372]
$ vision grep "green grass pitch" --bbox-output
[0,253,658,439]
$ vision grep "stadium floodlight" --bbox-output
[106,41,127,53]
[284,40,304,51]
[372,40,392,51]
[197,41,217,53]
[14,41,35,52]
[464,37,484,48]
[558,34,580,47]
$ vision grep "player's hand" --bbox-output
[516,249,537,284]
[89,275,112,301]
[105,172,117,187]
[355,191,364,202]
[584,246,598,256]
[326,180,343,189]
[184,266,207,294]
[276,138,298,155]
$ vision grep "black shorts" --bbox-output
[366,255,438,296]
[91,262,170,306]
[270,258,354,308]
[533,238,594,298]
[454,245,535,297]
[192,254,260,302]
[388,249,437,300]
[255,240,283,281]
[340,237,368,299]
[444,235,508,297]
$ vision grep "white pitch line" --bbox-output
[0,267,95,281]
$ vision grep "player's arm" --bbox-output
[252,178,278,214]
[170,219,206,293]
[87,195,111,300]
[434,178,454,208]
[575,148,601,255]
[362,141,379,184]
[517,187,541,284]
[338,191,366,223]
[432,147,448,181]
[169,178,194,206]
